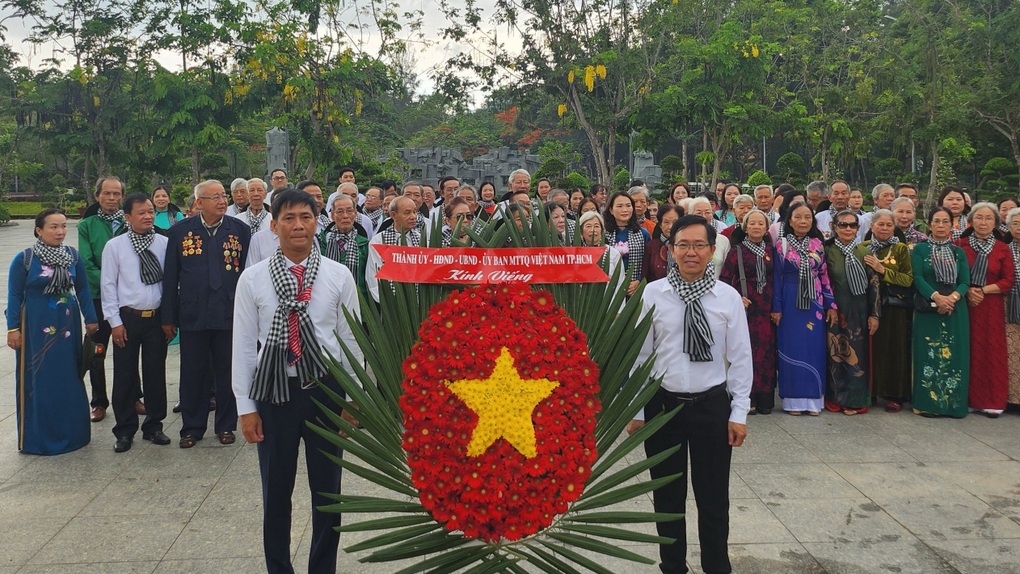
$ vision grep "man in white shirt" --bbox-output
[365,196,421,303]
[816,180,871,241]
[225,178,249,217]
[233,189,362,574]
[627,214,752,574]
[327,182,375,239]
[101,194,171,452]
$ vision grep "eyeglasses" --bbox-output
[271,175,287,181]
[457,213,475,221]
[835,221,859,229]
[673,242,711,252]
[199,194,227,202]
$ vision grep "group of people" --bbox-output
[7,164,1020,574]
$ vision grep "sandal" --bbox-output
[787,410,802,416]
[808,411,821,416]
[179,434,198,449]
[217,431,236,445]
[885,401,902,413]
[843,408,859,416]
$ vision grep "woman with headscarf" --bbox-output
[771,202,838,416]
[720,209,777,414]
[823,210,881,415]
[863,209,914,412]
[958,202,1014,417]
[912,207,971,418]
[7,209,99,454]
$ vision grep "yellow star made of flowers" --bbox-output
[446,347,559,459]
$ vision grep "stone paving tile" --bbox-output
[879,493,1020,541]
[27,514,190,565]
[0,518,67,568]
[735,463,864,501]
[792,431,919,464]
[925,538,1020,573]
[802,539,961,573]
[0,477,109,522]
[16,562,159,574]
[688,543,826,574]
[765,497,915,545]
[79,476,217,517]
[828,461,974,502]
[163,511,277,560]
[150,558,263,573]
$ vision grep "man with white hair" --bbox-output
[161,179,251,448]
[366,196,421,302]
[226,178,250,217]
[872,183,895,211]
[327,182,375,240]
[805,180,827,212]
[376,182,429,236]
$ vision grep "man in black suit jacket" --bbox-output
[161,179,251,448]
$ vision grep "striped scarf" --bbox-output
[667,262,716,362]
[835,239,868,296]
[968,234,995,287]
[1009,242,1020,324]
[741,239,768,294]
[248,249,328,405]
[244,208,269,233]
[660,233,676,272]
[929,238,958,286]
[127,228,163,285]
[867,236,900,254]
[381,225,421,247]
[364,208,384,228]
[786,235,817,310]
[324,228,360,278]
[32,240,74,295]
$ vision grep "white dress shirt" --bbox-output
[232,254,363,416]
[245,227,280,266]
[635,277,752,424]
[816,210,871,242]
[100,233,168,328]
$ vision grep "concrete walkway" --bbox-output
[1,220,1019,573]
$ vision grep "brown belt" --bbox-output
[120,306,158,318]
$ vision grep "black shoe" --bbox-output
[114,436,133,453]
[172,401,182,413]
[142,430,171,445]
[758,408,772,415]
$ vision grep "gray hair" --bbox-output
[890,197,914,212]
[970,201,999,225]
[508,169,531,185]
[872,183,894,202]
[547,189,569,204]
[627,186,649,201]
[246,178,267,192]
[688,196,711,211]
[806,180,828,197]
[1007,207,1020,227]
[230,177,248,191]
[193,179,223,201]
[830,209,860,229]
[337,182,359,196]
[456,184,477,201]
[401,182,422,195]
[741,208,770,229]
[871,208,895,226]
[733,194,754,208]
[331,193,356,212]
[753,184,773,196]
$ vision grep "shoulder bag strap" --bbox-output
[736,245,748,298]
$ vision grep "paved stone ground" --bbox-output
[2,220,1020,573]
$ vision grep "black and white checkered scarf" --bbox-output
[660,233,676,272]
[968,234,995,287]
[1009,242,1020,324]
[381,225,421,247]
[835,238,868,296]
[364,208,384,228]
[97,209,124,225]
[929,238,958,286]
[32,239,74,295]
[741,239,768,294]
[867,236,900,254]
[248,248,328,405]
[317,213,331,232]
[441,226,455,247]
[324,228,360,277]
[127,228,163,285]
[244,207,269,233]
[667,262,716,362]
[607,228,645,282]
[785,235,817,310]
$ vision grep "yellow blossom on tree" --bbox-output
[557,103,568,117]
[584,65,596,92]
[751,45,760,58]
[567,69,575,84]
[595,64,607,79]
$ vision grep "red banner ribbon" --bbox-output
[373,246,610,284]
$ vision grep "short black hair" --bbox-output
[537,177,551,185]
[270,168,288,177]
[337,167,355,179]
[439,175,459,189]
[123,193,152,214]
[379,179,397,192]
[271,189,318,219]
[295,180,321,192]
[669,215,717,246]
[34,208,66,238]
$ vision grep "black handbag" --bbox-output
[913,285,956,313]
[881,283,915,310]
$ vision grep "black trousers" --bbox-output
[256,377,343,574]
[89,299,111,408]
[644,387,733,574]
[111,310,168,439]
[178,329,235,439]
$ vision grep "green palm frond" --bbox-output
[310,200,681,572]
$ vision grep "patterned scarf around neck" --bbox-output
[97,209,124,225]
[968,234,995,287]
[32,239,74,295]
[317,213,332,232]
[929,238,958,286]
[364,208,384,227]
[867,236,900,254]
[128,228,163,285]
[381,225,421,247]
[785,235,817,310]
[666,262,717,362]
[741,239,768,294]
[835,238,868,296]
[1009,242,1020,324]
[660,233,676,272]
[325,227,360,277]
[246,208,269,233]
[248,248,328,405]
[608,228,645,282]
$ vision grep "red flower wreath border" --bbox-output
[400,284,601,542]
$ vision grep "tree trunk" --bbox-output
[191,146,201,186]
[925,139,940,216]
[700,127,708,185]
[681,139,689,182]
[606,124,617,185]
